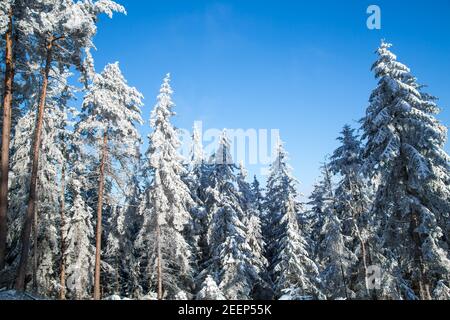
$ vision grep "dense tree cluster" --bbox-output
[0,1,448,300]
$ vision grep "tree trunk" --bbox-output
[15,38,54,291]
[156,222,162,300]
[32,209,38,293]
[93,133,108,300]
[339,257,349,300]
[59,156,66,300]
[411,209,431,300]
[402,149,431,300]
[352,217,371,298]
[348,178,372,299]
[0,7,14,271]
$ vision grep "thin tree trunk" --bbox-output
[32,209,38,293]
[15,38,54,291]
[348,179,372,299]
[59,156,66,300]
[156,222,162,300]
[354,223,370,296]
[93,133,108,300]
[411,209,431,300]
[0,7,14,271]
[339,257,349,300]
[115,258,119,295]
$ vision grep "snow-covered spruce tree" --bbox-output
[134,145,156,298]
[202,131,260,300]
[14,0,126,291]
[251,175,264,214]
[196,275,226,300]
[265,141,322,300]
[361,41,450,300]
[182,123,208,288]
[136,74,194,300]
[316,204,356,300]
[64,133,96,300]
[77,62,143,300]
[104,157,143,298]
[328,125,374,299]
[236,162,270,299]
[306,163,334,260]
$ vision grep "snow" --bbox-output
[1,3,449,301]
[0,290,43,300]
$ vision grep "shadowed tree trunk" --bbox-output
[94,132,108,300]
[32,209,38,293]
[0,6,15,271]
[59,156,66,300]
[15,37,55,291]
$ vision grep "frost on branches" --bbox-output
[361,41,450,300]
[265,141,322,300]
[136,74,194,300]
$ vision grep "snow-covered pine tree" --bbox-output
[136,74,194,300]
[33,70,74,298]
[265,140,322,300]
[0,0,42,271]
[203,130,260,300]
[361,41,450,300]
[14,0,126,291]
[6,69,74,296]
[328,125,374,299]
[77,62,143,300]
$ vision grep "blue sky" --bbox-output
[90,0,450,197]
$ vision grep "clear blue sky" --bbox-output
[89,0,450,197]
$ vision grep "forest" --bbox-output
[0,0,449,301]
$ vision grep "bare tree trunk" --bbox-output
[15,38,54,291]
[32,209,38,293]
[353,221,370,296]
[59,157,66,300]
[156,222,162,300]
[115,258,119,295]
[0,7,14,271]
[93,133,108,300]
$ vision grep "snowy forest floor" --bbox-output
[0,289,43,300]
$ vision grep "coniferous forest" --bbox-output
[0,1,449,301]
